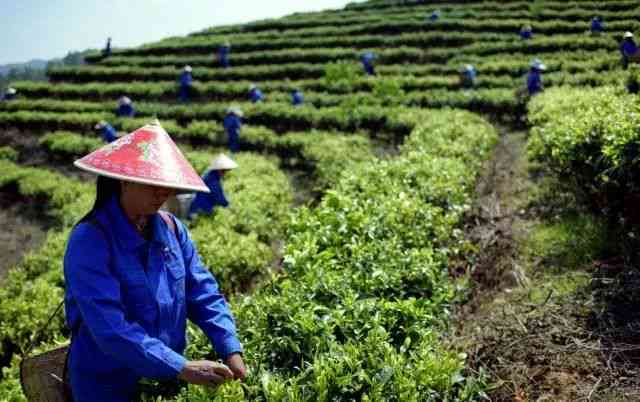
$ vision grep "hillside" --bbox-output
[1,0,640,400]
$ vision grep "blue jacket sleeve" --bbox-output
[64,224,186,379]
[175,220,242,359]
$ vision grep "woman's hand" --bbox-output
[225,353,247,381]
[178,360,234,387]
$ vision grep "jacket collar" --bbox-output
[103,195,170,250]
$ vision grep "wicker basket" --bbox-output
[20,345,71,402]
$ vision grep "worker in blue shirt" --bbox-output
[520,25,533,40]
[219,40,231,69]
[103,37,112,57]
[460,64,477,89]
[188,154,238,219]
[116,96,135,117]
[428,10,440,22]
[621,32,639,69]
[527,59,546,96]
[361,52,376,76]
[2,87,16,101]
[65,123,246,402]
[224,106,243,153]
[590,16,604,34]
[291,89,304,106]
[179,65,193,102]
[248,84,264,103]
[95,120,118,143]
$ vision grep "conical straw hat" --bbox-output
[74,120,209,193]
[208,154,238,171]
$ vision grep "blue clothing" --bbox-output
[188,171,229,217]
[179,72,193,102]
[223,113,242,153]
[621,39,638,57]
[292,90,304,106]
[219,45,230,68]
[64,196,241,402]
[2,93,16,101]
[461,68,477,88]
[520,30,532,40]
[361,53,376,76]
[591,19,604,33]
[116,103,135,118]
[100,124,118,143]
[249,88,263,103]
[527,69,543,95]
[429,12,440,21]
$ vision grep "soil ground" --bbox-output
[0,191,52,284]
[452,127,640,401]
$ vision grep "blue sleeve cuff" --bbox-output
[216,335,243,360]
[160,348,187,378]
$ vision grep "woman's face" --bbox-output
[121,181,176,215]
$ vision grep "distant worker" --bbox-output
[527,59,546,96]
[103,37,112,57]
[621,32,639,69]
[520,25,533,40]
[460,64,477,89]
[115,96,135,118]
[179,65,193,102]
[291,89,304,106]
[94,120,118,143]
[219,40,231,69]
[248,84,264,103]
[2,87,17,101]
[361,52,376,76]
[428,10,441,22]
[590,16,604,34]
[223,106,243,153]
[188,154,238,219]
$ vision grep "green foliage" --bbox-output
[39,131,103,157]
[323,61,360,92]
[0,146,18,161]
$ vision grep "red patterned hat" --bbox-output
[74,120,209,193]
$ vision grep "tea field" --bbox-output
[1,0,640,400]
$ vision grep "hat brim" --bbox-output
[74,160,210,193]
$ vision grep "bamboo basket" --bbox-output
[20,345,71,402]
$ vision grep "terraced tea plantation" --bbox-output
[1,0,639,400]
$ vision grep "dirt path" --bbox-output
[0,191,52,285]
[453,127,640,401]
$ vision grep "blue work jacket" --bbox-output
[64,195,241,401]
[621,39,638,57]
[520,30,532,40]
[527,70,543,95]
[180,72,192,88]
[292,90,304,106]
[591,19,604,33]
[249,88,264,103]
[188,171,229,217]
[116,104,135,117]
[101,124,118,143]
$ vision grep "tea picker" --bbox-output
[2,87,17,101]
[248,84,264,103]
[178,65,193,102]
[361,52,377,76]
[520,25,533,40]
[621,32,640,69]
[188,154,238,219]
[590,16,604,35]
[527,58,546,96]
[224,106,243,153]
[94,120,118,143]
[219,39,231,68]
[116,96,135,117]
[291,89,304,106]
[460,64,477,89]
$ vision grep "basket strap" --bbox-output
[22,299,65,358]
[22,217,108,358]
